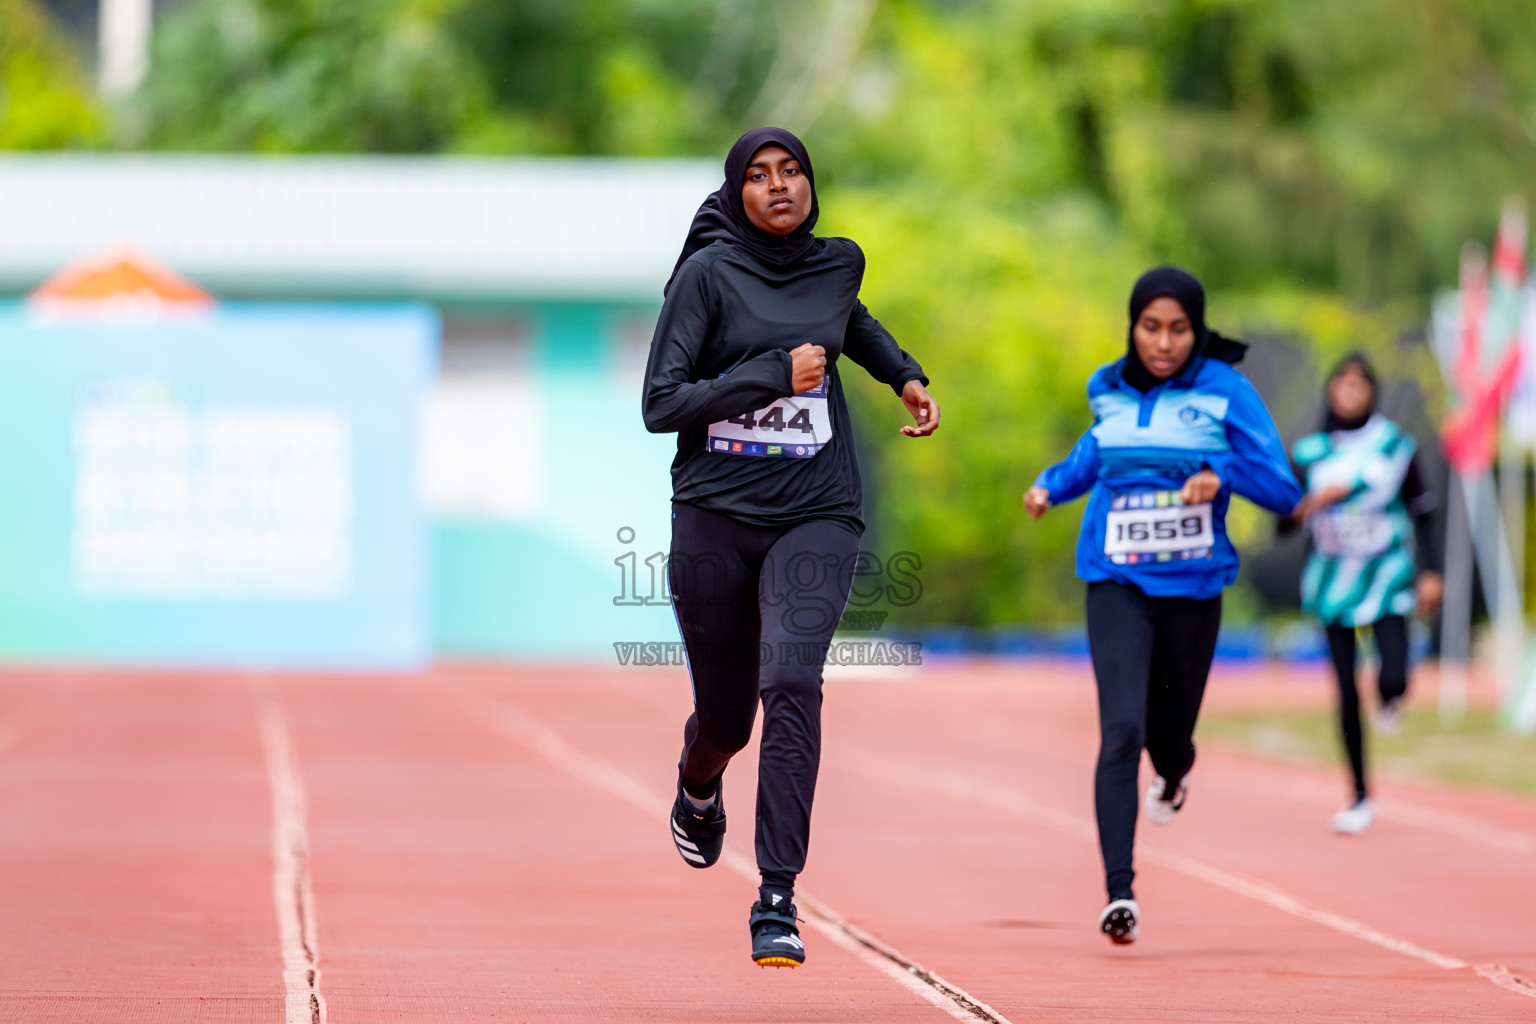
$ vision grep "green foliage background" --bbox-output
[7,0,1535,624]
[0,0,101,147]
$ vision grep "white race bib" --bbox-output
[707,373,832,459]
[1104,490,1214,564]
[1312,507,1392,558]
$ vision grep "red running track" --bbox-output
[0,660,1530,1022]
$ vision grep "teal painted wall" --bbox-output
[0,302,435,669]
[432,303,678,658]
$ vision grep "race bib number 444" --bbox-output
[1103,490,1214,564]
[707,374,832,459]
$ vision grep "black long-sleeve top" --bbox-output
[642,237,927,530]
[1399,455,1444,573]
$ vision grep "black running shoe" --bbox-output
[749,898,804,967]
[1098,898,1140,945]
[670,779,725,869]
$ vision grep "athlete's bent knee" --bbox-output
[1098,720,1144,765]
[695,715,755,758]
[759,665,823,709]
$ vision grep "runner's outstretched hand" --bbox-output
[789,343,827,393]
[1024,486,1051,519]
[1416,571,1444,617]
[899,380,940,437]
[1291,483,1352,519]
[1180,469,1222,505]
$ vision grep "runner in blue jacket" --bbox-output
[1024,266,1300,946]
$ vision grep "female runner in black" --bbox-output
[642,127,939,967]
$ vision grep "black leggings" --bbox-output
[1086,580,1222,902]
[1325,615,1409,802]
[668,502,859,901]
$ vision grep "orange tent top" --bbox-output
[29,249,213,308]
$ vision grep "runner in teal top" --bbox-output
[1294,412,1420,626]
[1286,354,1442,834]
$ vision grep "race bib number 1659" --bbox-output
[1103,490,1214,564]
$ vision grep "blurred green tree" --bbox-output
[132,0,1536,292]
[135,0,785,154]
[0,0,101,148]
[136,0,486,151]
[815,0,1536,302]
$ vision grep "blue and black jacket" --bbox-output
[1034,353,1302,600]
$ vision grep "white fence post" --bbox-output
[99,0,153,98]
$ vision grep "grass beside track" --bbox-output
[1199,705,1536,796]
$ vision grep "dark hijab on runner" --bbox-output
[644,127,939,969]
[1123,266,1248,392]
[663,127,821,295]
[1320,352,1379,432]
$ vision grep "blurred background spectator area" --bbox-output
[2,0,1534,662]
[0,155,709,661]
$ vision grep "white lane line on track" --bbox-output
[1478,962,1536,997]
[480,699,1015,1024]
[258,702,328,1024]
[843,747,1536,1001]
[1265,776,1536,855]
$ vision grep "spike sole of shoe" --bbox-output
[753,955,801,968]
[1100,905,1138,945]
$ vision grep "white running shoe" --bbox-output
[1332,798,1375,835]
[1144,776,1188,826]
[1376,699,1404,736]
[1098,898,1140,945]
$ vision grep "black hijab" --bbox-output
[1123,265,1247,392]
[1321,352,1378,432]
[664,126,820,295]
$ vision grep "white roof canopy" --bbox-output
[0,154,719,302]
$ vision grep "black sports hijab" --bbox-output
[1322,352,1378,432]
[664,126,820,295]
[1123,265,1247,392]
